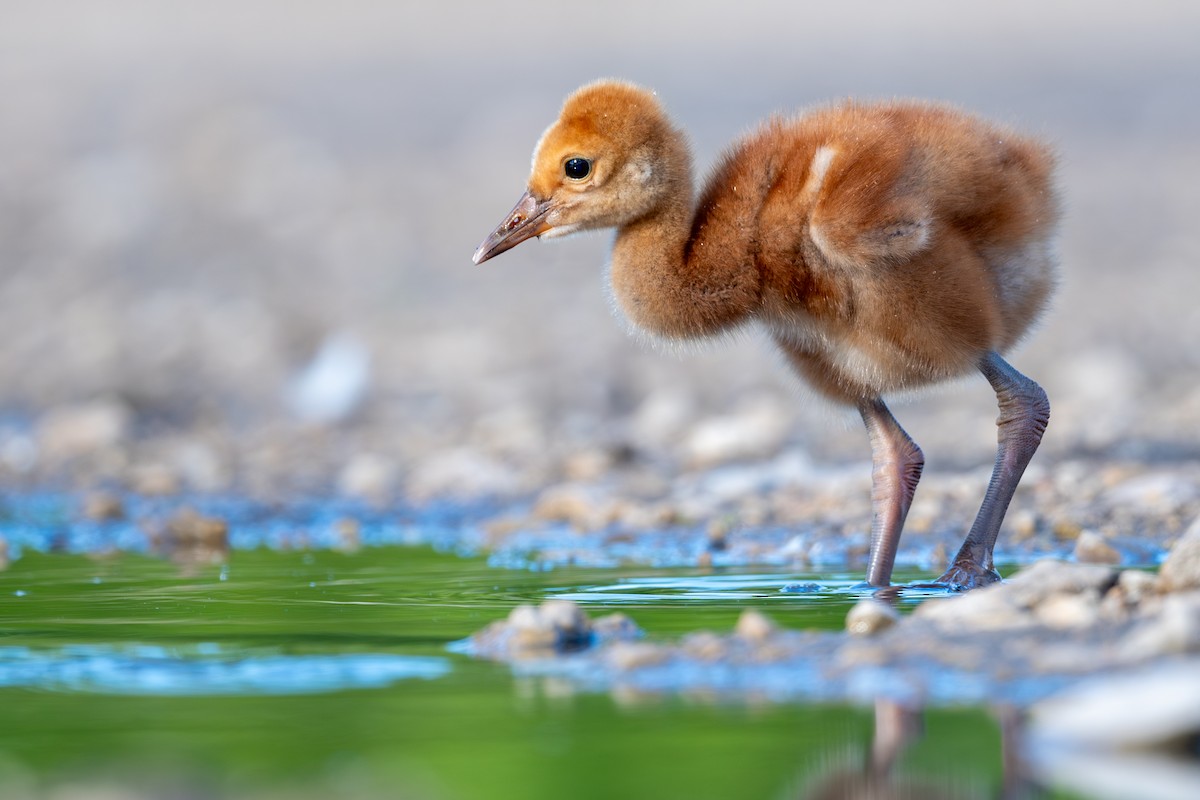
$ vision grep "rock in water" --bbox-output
[845,600,899,636]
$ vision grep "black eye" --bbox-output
[564,157,591,180]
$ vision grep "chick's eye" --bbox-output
[564,157,591,180]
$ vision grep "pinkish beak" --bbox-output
[472,190,555,264]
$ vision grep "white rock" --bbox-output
[845,599,899,636]
[1035,592,1101,629]
[915,586,1030,631]
[734,609,778,642]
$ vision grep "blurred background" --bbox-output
[1,0,1198,500]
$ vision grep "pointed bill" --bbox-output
[472,191,555,264]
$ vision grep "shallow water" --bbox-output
[0,497,1088,799]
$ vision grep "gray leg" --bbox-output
[938,351,1050,590]
[859,398,925,587]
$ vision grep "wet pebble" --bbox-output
[150,507,229,564]
[1072,529,1121,565]
[734,609,778,642]
[845,599,899,636]
[606,642,670,670]
[470,600,641,658]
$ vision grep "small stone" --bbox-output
[128,462,180,496]
[1159,515,1200,593]
[845,599,899,636]
[607,642,669,670]
[1052,519,1083,541]
[915,586,1030,631]
[563,448,613,481]
[506,604,543,630]
[532,483,616,531]
[82,491,125,521]
[592,613,643,643]
[1117,569,1159,604]
[540,599,590,635]
[1118,592,1200,661]
[163,508,229,546]
[1003,560,1118,609]
[334,517,360,552]
[511,624,559,650]
[1035,592,1101,629]
[37,399,131,459]
[503,600,593,653]
[706,518,731,551]
[1073,530,1122,565]
[337,453,398,501]
[734,609,778,642]
[681,632,728,661]
[1009,508,1039,542]
[151,507,229,565]
[407,448,517,500]
[683,397,789,468]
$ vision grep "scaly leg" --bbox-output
[859,398,925,587]
[938,351,1050,590]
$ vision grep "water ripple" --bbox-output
[0,644,450,695]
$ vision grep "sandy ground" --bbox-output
[1,2,1199,563]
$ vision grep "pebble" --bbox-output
[1001,560,1118,609]
[533,483,616,530]
[1072,530,1122,565]
[606,642,669,670]
[406,448,517,501]
[734,609,778,642]
[682,398,789,468]
[151,507,230,565]
[1119,592,1200,661]
[845,599,899,636]
[36,399,131,459]
[82,491,125,521]
[591,612,643,642]
[337,453,398,501]
[1034,592,1101,629]
[127,462,181,496]
[333,517,361,552]
[1116,569,1159,605]
[1158,514,1200,593]
[471,600,644,658]
[915,585,1030,631]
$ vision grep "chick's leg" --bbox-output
[938,351,1049,590]
[859,398,925,587]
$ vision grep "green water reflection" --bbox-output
[0,547,1067,799]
